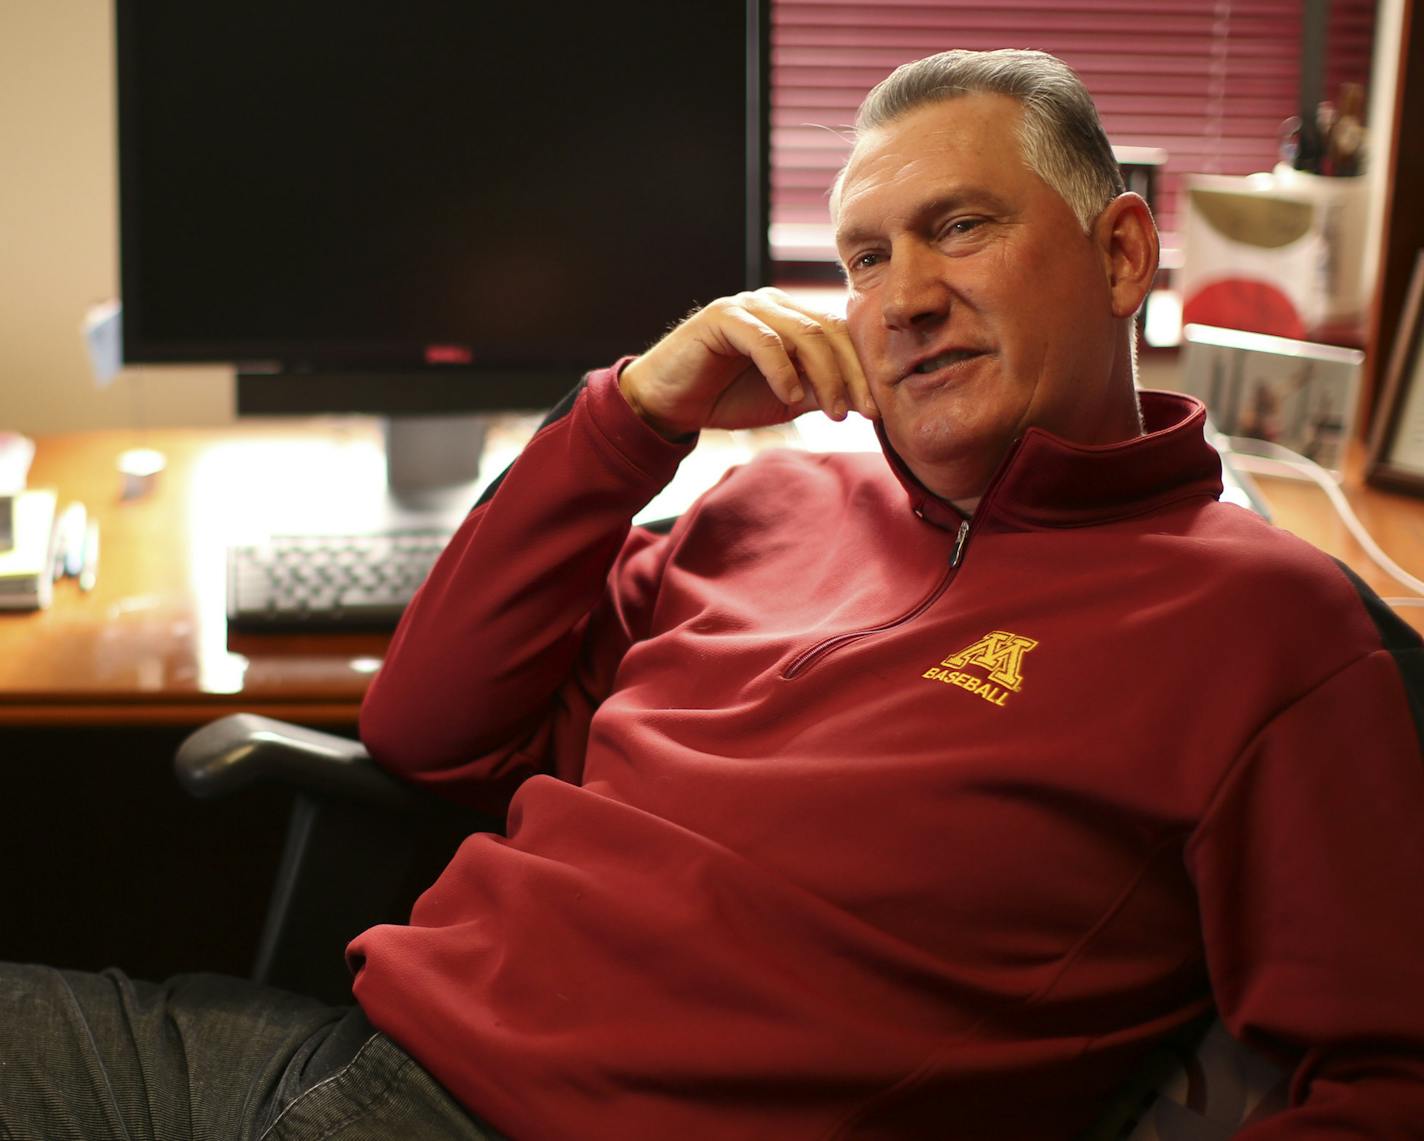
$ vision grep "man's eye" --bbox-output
[850,252,883,270]
[945,218,982,237]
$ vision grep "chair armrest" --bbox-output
[175,712,435,813]
[176,713,483,1002]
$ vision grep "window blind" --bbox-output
[771,0,1377,263]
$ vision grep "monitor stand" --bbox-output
[233,368,543,530]
[381,414,490,517]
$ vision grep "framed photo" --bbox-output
[1179,323,1364,475]
[1366,250,1424,494]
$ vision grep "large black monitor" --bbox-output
[115,1,768,499]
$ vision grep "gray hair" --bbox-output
[837,49,1125,233]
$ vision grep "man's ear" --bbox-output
[1094,192,1159,320]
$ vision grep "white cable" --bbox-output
[1222,435,1424,599]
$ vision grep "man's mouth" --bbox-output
[906,349,985,378]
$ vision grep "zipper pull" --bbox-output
[950,519,970,567]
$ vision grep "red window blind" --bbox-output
[771,0,1377,263]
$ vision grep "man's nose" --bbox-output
[880,244,950,331]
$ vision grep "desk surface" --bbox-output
[5,420,1424,728]
[4,423,401,725]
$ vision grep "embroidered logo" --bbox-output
[922,630,1038,708]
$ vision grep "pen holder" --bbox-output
[118,447,166,501]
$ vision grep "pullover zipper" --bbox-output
[949,516,971,566]
[781,518,971,680]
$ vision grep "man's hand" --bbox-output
[619,288,876,440]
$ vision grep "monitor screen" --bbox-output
[115,0,768,416]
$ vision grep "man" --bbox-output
[354,48,1424,1136]
[4,48,1424,1141]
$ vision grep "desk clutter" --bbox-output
[0,433,50,611]
[0,488,57,611]
[0,491,100,611]
[0,432,101,611]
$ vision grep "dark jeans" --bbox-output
[0,964,499,1141]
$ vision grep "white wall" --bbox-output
[0,0,231,435]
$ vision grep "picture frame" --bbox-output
[1366,249,1424,494]
[1179,323,1364,475]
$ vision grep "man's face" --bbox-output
[835,93,1135,504]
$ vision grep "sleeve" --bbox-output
[358,363,696,813]
[1185,643,1424,1137]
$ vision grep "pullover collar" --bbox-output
[877,390,1225,533]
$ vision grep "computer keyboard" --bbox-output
[227,530,452,632]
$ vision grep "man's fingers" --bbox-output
[834,327,877,420]
[621,286,872,435]
[737,293,871,421]
[712,304,809,408]
[807,310,875,421]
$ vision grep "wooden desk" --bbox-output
[1242,441,1424,629]
[5,423,1424,729]
[3,421,439,727]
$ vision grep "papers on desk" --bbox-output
[0,431,35,494]
[0,431,36,553]
[0,489,57,610]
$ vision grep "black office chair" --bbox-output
[173,714,1286,1139]
[175,713,493,1004]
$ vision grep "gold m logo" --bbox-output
[942,630,1038,692]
